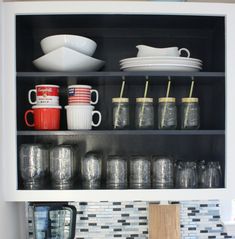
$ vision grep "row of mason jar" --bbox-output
[19,144,221,190]
[112,97,200,130]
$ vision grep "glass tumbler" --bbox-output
[112,98,129,129]
[50,145,76,189]
[81,151,102,189]
[106,155,127,189]
[158,97,177,129]
[135,97,154,129]
[200,161,222,188]
[181,97,200,129]
[129,155,151,189]
[19,144,49,189]
[175,161,198,188]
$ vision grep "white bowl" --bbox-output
[40,34,97,56]
[33,47,105,72]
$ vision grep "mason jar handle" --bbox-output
[179,48,190,58]
[24,110,35,127]
[92,110,102,127]
[28,89,37,105]
[90,89,99,105]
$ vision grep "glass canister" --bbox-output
[106,155,127,189]
[112,97,130,129]
[200,161,222,188]
[158,97,177,129]
[152,156,174,189]
[81,151,102,189]
[129,155,151,189]
[19,144,49,190]
[181,97,200,129]
[175,161,198,188]
[135,97,154,129]
[50,145,76,190]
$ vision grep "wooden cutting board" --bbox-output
[149,204,181,239]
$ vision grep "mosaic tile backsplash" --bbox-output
[27,200,235,239]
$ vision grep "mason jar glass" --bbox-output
[152,155,174,189]
[129,155,151,189]
[106,155,127,189]
[112,98,130,129]
[81,151,102,189]
[158,97,177,129]
[135,97,154,129]
[181,97,200,129]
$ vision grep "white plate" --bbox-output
[120,59,202,68]
[121,64,202,72]
[120,56,202,64]
[33,47,104,72]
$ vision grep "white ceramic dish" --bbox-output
[120,59,202,67]
[121,64,202,72]
[120,56,202,64]
[33,47,104,72]
[136,45,190,58]
[40,34,97,56]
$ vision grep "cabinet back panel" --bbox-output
[17,78,225,130]
[17,134,225,189]
[16,15,225,72]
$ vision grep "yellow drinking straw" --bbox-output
[139,78,149,127]
[161,79,171,128]
[114,80,126,129]
[184,77,195,128]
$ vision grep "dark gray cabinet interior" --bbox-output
[16,14,225,190]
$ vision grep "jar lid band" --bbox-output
[136,97,153,103]
[159,97,176,103]
[112,97,129,103]
[181,97,199,103]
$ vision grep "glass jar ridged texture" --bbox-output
[106,155,127,189]
[152,156,174,189]
[129,155,151,189]
[135,98,154,129]
[81,152,102,189]
[19,144,49,190]
[50,145,76,189]
[158,97,177,129]
[112,98,130,129]
[181,98,200,129]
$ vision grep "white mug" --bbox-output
[65,105,102,130]
[136,45,190,58]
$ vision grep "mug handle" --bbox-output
[179,48,190,58]
[92,110,102,127]
[28,89,37,105]
[90,89,99,105]
[24,110,35,127]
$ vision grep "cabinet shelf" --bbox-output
[17,130,225,136]
[8,188,227,202]
[17,71,225,78]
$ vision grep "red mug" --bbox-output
[24,105,61,130]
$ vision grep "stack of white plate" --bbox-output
[33,34,105,72]
[120,56,202,72]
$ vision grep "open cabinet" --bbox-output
[1,1,235,202]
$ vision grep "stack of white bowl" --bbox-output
[120,45,202,72]
[33,34,105,72]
